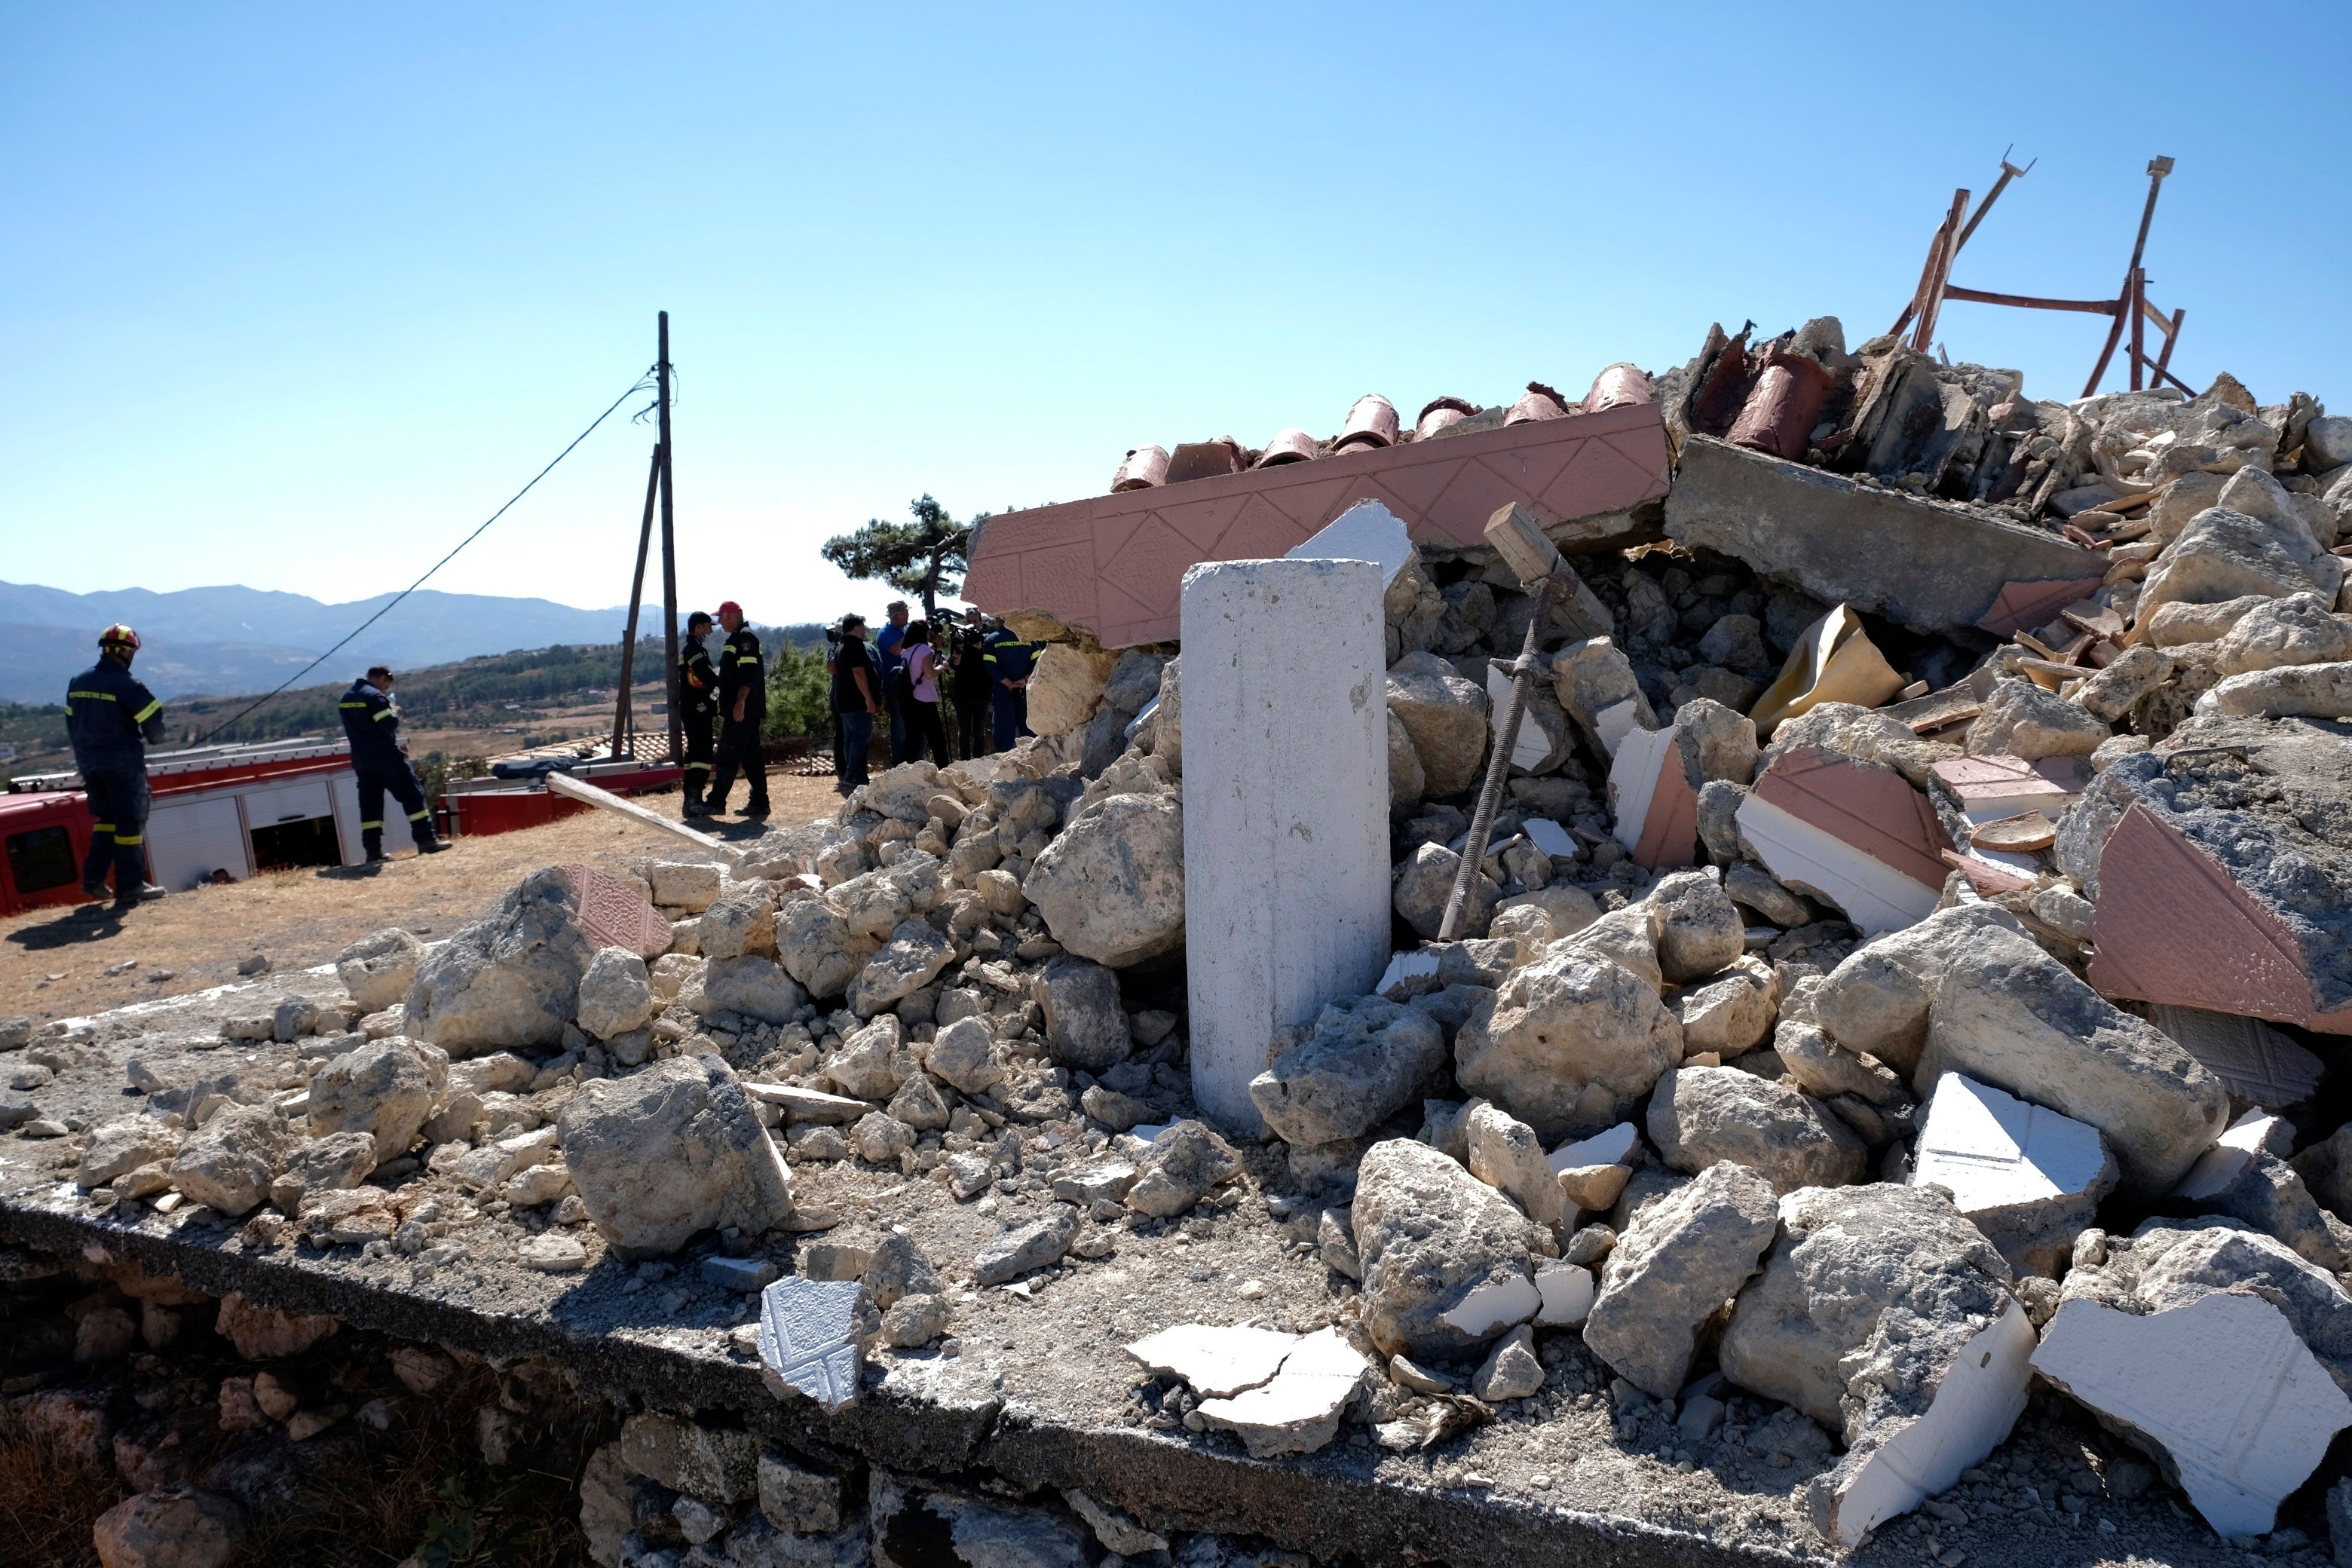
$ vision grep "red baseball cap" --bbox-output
[717,600,743,620]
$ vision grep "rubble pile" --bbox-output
[8,317,2352,1566]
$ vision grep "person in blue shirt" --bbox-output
[874,599,911,765]
[64,623,168,909]
[982,623,1037,750]
[338,666,450,862]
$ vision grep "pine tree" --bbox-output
[819,495,984,619]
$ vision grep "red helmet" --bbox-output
[99,623,141,651]
[716,600,744,621]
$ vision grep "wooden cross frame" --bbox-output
[1888,153,2188,399]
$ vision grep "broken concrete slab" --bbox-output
[2032,1291,2352,1539]
[1582,1160,1779,1398]
[1909,1072,2118,1277]
[2152,1005,2325,1108]
[2084,724,2352,1035]
[1737,746,1949,937]
[1663,435,2107,636]
[2175,1109,2295,1202]
[1184,557,1391,1134]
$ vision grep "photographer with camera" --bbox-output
[951,614,994,758]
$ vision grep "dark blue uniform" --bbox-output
[706,626,770,816]
[65,657,164,898]
[338,678,437,858]
[983,628,1037,749]
[678,633,718,810]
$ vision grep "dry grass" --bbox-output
[0,773,841,1026]
[231,1366,601,1568]
[0,1416,128,1568]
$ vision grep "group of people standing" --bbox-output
[670,597,1040,816]
[825,599,1036,795]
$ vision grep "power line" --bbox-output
[198,364,660,744]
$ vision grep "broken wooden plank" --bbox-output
[546,770,743,861]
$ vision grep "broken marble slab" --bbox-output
[2032,1291,2352,1539]
[756,1277,871,1413]
[1909,1073,2118,1278]
[2152,1005,2325,1110]
[1193,1326,1371,1458]
[1122,1323,1298,1398]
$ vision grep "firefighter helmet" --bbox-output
[99,623,142,651]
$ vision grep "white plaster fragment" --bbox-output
[1122,1323,1297,1398]
[1533,1260,1595,1328]
[1435,1273,1542,1338]
[1376,950,1441,1000]
[1193,1326,1370,1457]
[2173,1109,2295,1202]
[1592,697,1643,758]
[1286,501,1415,589]
[1912,1073,2110,1217]
[2032,1292,2352,1539]
[1486,666,1555,772]
[1547,1122,1638,1176]
[1817,1300,2037,1545]
[1522,818,1579,862]
[1608,724,1681,856]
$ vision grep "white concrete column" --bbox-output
[1181,558,1389,1135]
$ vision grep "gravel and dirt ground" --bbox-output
[0,773,842,1025]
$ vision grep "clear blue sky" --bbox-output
[7,3,2349,631]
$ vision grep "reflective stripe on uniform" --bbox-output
[133,700,162,721]
[92,822,114,834]
[737,656,761,665]
[360,819,383,829]
[684,761,711,773]
[376,709,397,720]
[69,689,116,700]
[406,809,430,821]
[115,835,142,846]
[339,702,368,709]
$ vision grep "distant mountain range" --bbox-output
[0,580,632,703]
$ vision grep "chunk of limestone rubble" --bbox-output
[1463,1100,1570,1245]
[2032,1291,2352,1539]
[1717,1183,2035,1548]
[1193,1328,1371,1457]
[756,1276,871,1413]
[1583,1161,1778,1398]
[1909,1073,2118,1279]
[1353,1138,1545,1358]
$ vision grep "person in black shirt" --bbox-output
[706,600,770,819]
[677,611,718,816]
[65,623,168,908]
[830,614,880,795]
[951,617,994,758]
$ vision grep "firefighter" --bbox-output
[983,620,1038,750]
[678,610,719,816]
[705,600,770,819]
[65,623,168,909]
[338,666,450,861]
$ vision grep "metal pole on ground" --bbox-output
[611,443,661,761]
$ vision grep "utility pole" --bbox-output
[610,443,661,760]
[657,311,682,763]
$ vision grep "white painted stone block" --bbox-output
[1523,818,1578,862]
[2173,1108,2294,1202]
[1285,501,1415,589]
[1548,1121,1639,1176]
[1816,1299,2037,1545]
[2033,1292,2352,1539]
[1181,559,1391,1135]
